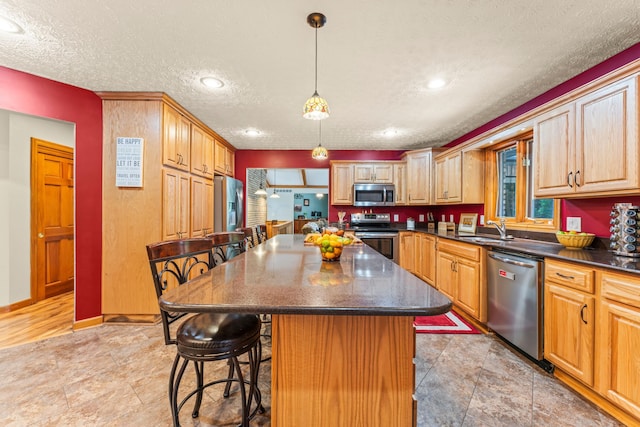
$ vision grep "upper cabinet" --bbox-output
[435,149,484,204]
[405,148,441,205]
[353,163,394,183]
[163,104,191,171]
[190,124,215,179]
[394,162,407,205]
[534,75,639,198]
[214,139,235,176]
[331,162,354,205]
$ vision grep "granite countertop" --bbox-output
[392,224,640,274]
[159,234,452,316]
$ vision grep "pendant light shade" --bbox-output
[254,169,267,195]
[303,13,329,120]
[312,121,328,160]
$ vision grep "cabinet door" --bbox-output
[434,156,448,203]
[214,139,227,174]
[191,125,214,179]
[419,234,436,285]
[533,103,575,197]
[353,164,374,183]
[455,257,481,319]
[399,232,415,273]
[373,164,393,183]
[544,283,595,386]
[575,76,638,195]
[162,168,190,240]
[435,251,456,300]
[330,163,354,205]
[163,104,191,171]
[596,300,640,419]
[190,176,213,237]
[225,147,235,176]
[445,152,462,202]
[393,163,407,205]
[406,150,432,205]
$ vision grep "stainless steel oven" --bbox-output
[351,213,399,263]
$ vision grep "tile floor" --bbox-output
[0,323,623,426]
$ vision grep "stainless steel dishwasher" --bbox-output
[487,250,544,362]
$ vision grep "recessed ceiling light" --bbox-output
[427,78,447,89]
[245,129,261,137]
[200,77,224,88]
[382,129,398,137]
[0,16,23,34]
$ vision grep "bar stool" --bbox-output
[236,227,256,249]
[207,231,246,263]
[255,224,267,244]
[146,237,262,427]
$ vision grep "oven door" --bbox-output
[354,232,399,264]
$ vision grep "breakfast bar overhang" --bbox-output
[159,235,452,426]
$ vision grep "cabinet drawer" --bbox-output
[600,271,640,309]
[545,259,594,293]
[437,239,481,262]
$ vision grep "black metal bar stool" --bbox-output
[255,224,267,244]
[146,237,263,427]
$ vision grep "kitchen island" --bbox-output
[159,234,451,427]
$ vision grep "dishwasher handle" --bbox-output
[488,253,535,268]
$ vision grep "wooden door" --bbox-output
[190,176,213,237]
[330,163,353,205]
[435,251,456,301]
[455,257,481,320]
[445,152,462,202]
[162,104,190,171]
[398,232,414,273]
[353,164,374,183]
[543,283,595,386]
[162,168,190,240]
[31,139,74,301]
[372,164,393,183]
[421,235,436,285]
[393,163,407,205]
[434,156,448,202]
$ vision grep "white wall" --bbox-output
[0,110,75,307]
[266,188,295,221]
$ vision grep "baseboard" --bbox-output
[72,315,103,330]
[554,368,639,426]
[102,314,160,324]
[0,298,34,313]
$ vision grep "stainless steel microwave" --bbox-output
[353,184,395,207]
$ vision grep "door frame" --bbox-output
[30,138,75,303]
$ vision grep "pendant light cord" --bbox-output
[314,25,318,93]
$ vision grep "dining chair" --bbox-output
[255,224,268,244]
[146,237,263,427]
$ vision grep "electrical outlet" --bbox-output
[480,215,485,225]
[449,214,454,223]
[419,214,425,222]
[566,217,582,232]
[393,214,399,222]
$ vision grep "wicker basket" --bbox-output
[555,232,595,249]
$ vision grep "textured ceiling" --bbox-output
[1,1,639,151]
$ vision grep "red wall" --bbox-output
[0,66,103,321]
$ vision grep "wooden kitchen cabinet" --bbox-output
[405,148,441,205]
[190,124,215,179]
[596,271,640,419]
[414,233,436,285]
[163,103,191,171]
[434,149,484,204]
[330,162,354,205]
[534,75,639,198]
[544,259,595,386]
[353,163,394,183]
[399,231,415,273]
[190,176,214,237]
[435,239,485,321]
[214,138,235,176]
[393,162,407,205]
[162,168,191,240]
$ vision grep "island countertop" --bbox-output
[159,234,451,316]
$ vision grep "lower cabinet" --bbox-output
[596,271,640,420]
[415,233,436,285]
[435,239,485,322]
[398,231,415,273]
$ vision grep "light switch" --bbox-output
[393,214,399,222]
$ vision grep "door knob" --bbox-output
[38,233,44,238]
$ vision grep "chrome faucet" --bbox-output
[486,218,512,240]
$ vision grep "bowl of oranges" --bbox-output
[306,228,353,262]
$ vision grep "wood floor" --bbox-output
[0,292,74,350]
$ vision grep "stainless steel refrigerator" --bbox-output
[214,176,244,232]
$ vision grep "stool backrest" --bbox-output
[146,238,215,345]
[236,227,255,249]
[255,224,267,244]
[206,231,246,265]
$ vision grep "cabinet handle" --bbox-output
[580,304,588,324]
[450,261,455,272]
[575,170,581,187]
[555,272,575,280]
[567,172,573,188]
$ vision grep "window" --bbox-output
[486,132,558,231]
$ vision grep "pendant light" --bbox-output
[312,121,328,160]
[303,13,329,120]
[269,169,280,198]
[254,169,267,195]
